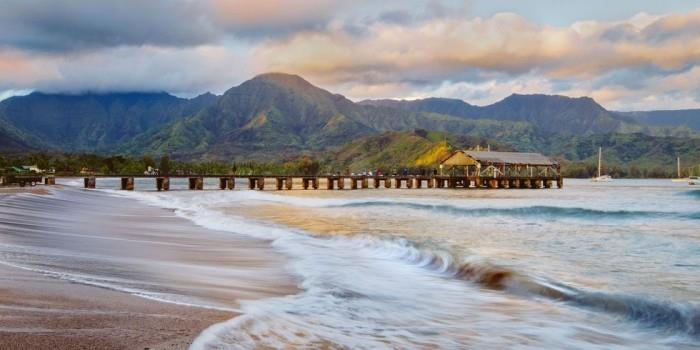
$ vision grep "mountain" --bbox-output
[1,72,699,176]
[0,122,39,153]
[0,91,216,152]
[361,94,696,136]
[541,133,700,177]
[360,97,479,118]
[617,109,700,132]
[325,130,513,172]
[122,73,375,160]
[122,73,536,160]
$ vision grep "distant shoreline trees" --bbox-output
[0,152,690,178]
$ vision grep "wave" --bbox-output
[117,190,700,341]
[681,190,700,200]
[350,235,700,337]
[333,201,699,221]
[396,245,700,338]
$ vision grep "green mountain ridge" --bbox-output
[1,73,699,176]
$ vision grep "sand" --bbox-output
[0,263,233,350]
[0,186,298,349]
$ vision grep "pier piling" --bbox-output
[189,177,203,190]
[156,177,170,191]
[121,177,135,190]
[84,176,96,189]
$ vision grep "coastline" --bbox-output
[0,186,298,349]
[0,263,232,350]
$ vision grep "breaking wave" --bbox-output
[112,189,700,347]
[334,202,699,221]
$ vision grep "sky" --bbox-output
[1,0,700,110]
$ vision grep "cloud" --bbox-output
[1,2,700,110]
[0,0,219,52]
[211,0,348,36]
[0,0,351,53]
[252,8,700,109]
[0,46,249,96]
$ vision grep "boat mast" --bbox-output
[598,147,602,178]
[677,156,681,178]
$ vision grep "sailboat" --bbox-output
[590,147,612,182]
[671,157,687,182]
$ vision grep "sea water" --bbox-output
[4,179,700,349]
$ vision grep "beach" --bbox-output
[0,263,230,350]
[0,185,297,349]
[1,180,699,349]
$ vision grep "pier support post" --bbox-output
[189,177,203,190]
[383,178,391,188]
[350,178,357,190]
[312,177,319,189]
[544,180,552,188]
[286,177,293,190]
[220,177,228,190]
[227,177,235,190]
[511,179,520,189]
[44,176,56,185]
[362,177,368,189]
[276,178,284,190]
[557,177,563,189]
[121,177,135,191]
[407,178,414,189]
[326,178,334,190]
[500,179,509,189]
[248,178,256,190]
[337,177,345,190]
[488,179,498,189]
[257,178,265,190]
[415,179,422,189]
[373,178,380,188]
[156,177,170,191]
[303,178,309,190]
[84,176,96,189]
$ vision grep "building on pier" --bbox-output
[440,151,560,178]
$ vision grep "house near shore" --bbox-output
[21,165,43,173]
[440,150,560,178]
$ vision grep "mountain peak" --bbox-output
[251,72,314,89]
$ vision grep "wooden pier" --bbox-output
[73,174,563,191]
[12,151,566,192]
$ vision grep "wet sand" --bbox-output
[0,263,231,350]
[0,186,298,349]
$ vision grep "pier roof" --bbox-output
[443,151,558,166]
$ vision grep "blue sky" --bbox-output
[1,0,700,110]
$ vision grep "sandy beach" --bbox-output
[0,263,231,350]
[0,185,297,349]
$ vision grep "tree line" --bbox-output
[1,152,695,178]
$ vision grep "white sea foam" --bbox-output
[112,188,691,349]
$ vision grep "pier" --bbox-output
[7,151,565,191]
[72,174,563,190]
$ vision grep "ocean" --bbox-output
[2,178,699,349]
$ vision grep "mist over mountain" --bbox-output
[1,73,698,171]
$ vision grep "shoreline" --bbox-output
[0,186,298,349]
[0,263,233,350]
